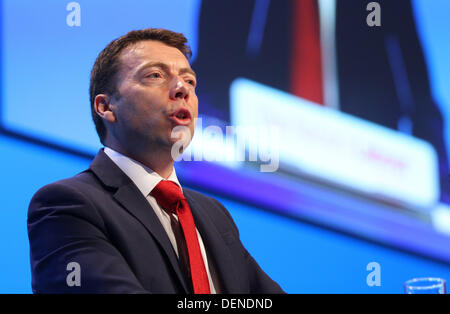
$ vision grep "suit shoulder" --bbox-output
[30,170,97,202]
[28,170,103,216]
[183,187,238,232]
[183,187,226,209]
[183,187,212,200]
[28,170,107,229]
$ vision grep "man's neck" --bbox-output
[105,144,175,179]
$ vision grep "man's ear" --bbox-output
[94,94,116,123]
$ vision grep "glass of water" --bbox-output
[404,277,446,294]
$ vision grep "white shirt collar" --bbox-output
[103,147,182,197]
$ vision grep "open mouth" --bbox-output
[169,108,192,126]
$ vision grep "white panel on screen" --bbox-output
[230,78,439,210]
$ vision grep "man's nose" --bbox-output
[170,78,189,100]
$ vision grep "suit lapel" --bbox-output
[89,150,190,293]
[185,192,243,293]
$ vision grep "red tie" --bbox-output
[291,0,324,105]
[151,180,211,294]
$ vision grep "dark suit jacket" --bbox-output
[27,150,284,293]
[193,0,449,183]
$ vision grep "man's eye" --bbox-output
[186,79,196,86]
[146,73,161,79]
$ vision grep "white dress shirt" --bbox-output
[104,147,219,293]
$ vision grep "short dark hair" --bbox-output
[89,28,192,144]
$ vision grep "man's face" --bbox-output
[109,40,198,154]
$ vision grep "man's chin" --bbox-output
[170,125,193,142]
[168,127,193,160]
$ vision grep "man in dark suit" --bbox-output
[193,0,449,201]
[27,28,284,294]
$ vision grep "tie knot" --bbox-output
[151,180,185,213]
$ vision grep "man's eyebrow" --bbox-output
[179,67,197,79]
[137,61,197,78]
